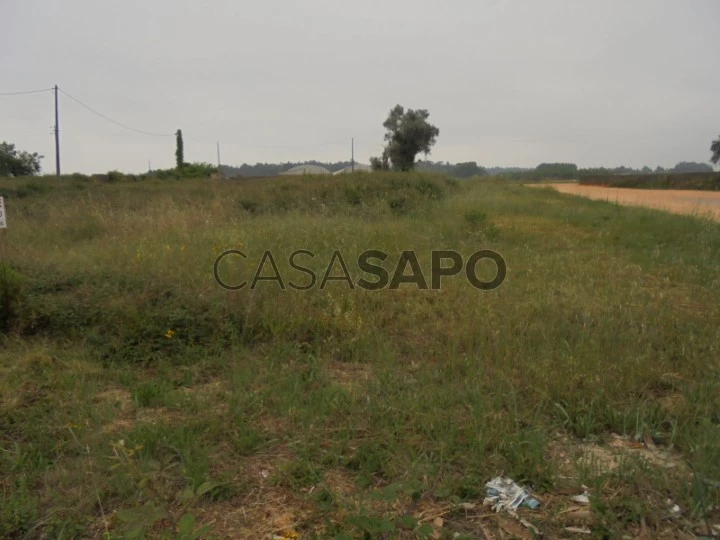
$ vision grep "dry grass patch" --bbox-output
[328,361,372,393]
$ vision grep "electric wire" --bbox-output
[58,87,175,137]
[0,88,53,96]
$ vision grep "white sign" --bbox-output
[0,197,5,229]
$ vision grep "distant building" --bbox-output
[280,164,332,175]
[333,163,372,175]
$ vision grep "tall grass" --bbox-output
[0,172,719,537]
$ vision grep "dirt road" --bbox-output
[529,183,720,221]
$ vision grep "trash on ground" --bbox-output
[693,522,720,539]
[609,433,644,449]
[565,526,592,535]
[559,508,594,526]
[572,493,591,505]
[271,531,300,540]
[666,499,681,517]
[694,523,720,538]
[484,476,540,513]
[572,486,591,505]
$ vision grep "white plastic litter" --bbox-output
[666,499,681,517]
[484,476,540,513]
[572,487,591,505]
[565,526,592,535]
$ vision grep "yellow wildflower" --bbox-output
[165,329,176,339]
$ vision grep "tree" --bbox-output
[175,129,185,169]
[711,136,720,165]
[370,148,390,171]
[372,105,439,171]
[0,142,42,177]
[534,163,578,180]
[672,161,713,173]
[451,161,487,178]
[369,157,383,171]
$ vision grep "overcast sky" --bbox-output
[2,0,719,174]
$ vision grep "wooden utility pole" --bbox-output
[217,142,221,168]
[54,85,60,176]
[351,138,354,173]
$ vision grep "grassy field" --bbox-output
[1,173,719,539]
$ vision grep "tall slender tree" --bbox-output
[175,129,185,169]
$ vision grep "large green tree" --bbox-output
[0,142,42,176]
[711,135,720,165]
[372,105,439,172]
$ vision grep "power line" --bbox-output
[58,87,175,137]
[0,88,53,96]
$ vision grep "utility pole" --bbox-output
[351,138,354,173]
[217,141,221,168]
[54,85,60,177]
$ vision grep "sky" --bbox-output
[1,0,719,174]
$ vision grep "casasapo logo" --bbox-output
[213,249,506,291]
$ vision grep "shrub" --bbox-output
[107,170,124,183]
[153,163,218,180]
[464,210,487,226]
[388,196,408,214]
[237,199,260,214]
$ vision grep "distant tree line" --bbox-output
[220,159,489,179]
[2,127,717,180]
[218,159,714,180]
[534,163,578,179]
[416,160,488,178]
[219,161,356,177]
[503,161,715,180]
[580,162,713,176]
